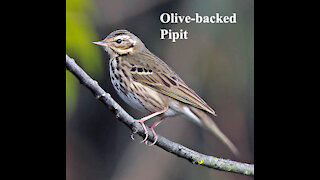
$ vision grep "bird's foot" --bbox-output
[136,119,149,143]
[146,126,158,146]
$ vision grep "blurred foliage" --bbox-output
[66,71,76,117]
[66,0,102,117]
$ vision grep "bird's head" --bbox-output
[93,29,145,57]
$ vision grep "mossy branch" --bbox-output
[66,54,254,176]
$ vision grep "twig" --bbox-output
[66,54,254,176]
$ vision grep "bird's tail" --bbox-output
[188,106,239,156]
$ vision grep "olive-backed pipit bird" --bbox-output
[93,29,239,155]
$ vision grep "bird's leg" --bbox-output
[147,117,166,146]
[132,107,168,143]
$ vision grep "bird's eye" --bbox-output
[116,39,122,44]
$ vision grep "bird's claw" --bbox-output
[139,122,148,143]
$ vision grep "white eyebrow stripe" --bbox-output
[116,35,130,40]
[129,38,136,45]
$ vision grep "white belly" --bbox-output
[109,58,147,113]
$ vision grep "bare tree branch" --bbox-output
[66,54,254,176]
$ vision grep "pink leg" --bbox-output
[132,107,168,143]
[147,117,165,146]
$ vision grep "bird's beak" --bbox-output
[92,41,107,47]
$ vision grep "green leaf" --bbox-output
[66,0,102,117]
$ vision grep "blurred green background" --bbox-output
[66,0,253,179]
